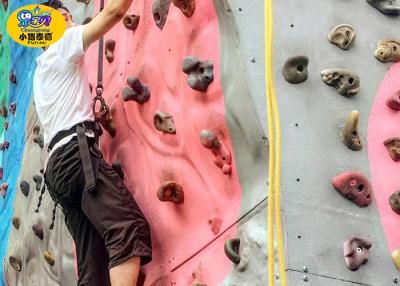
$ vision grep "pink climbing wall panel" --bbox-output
[84,0,242,284]
[368,62,400,254]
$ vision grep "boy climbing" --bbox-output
[33,1,152,285]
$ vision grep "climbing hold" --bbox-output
[384,137,400,161]
[172,0,196,17]
[0,183,8,198]
[9,102,16,115]
[20,180,30,197]
[12,217,20,229]
[387,92,400,110]
[32,223,44,240]
[33,125,44,148]
[111,161,124,180]
[192,283,206,286]
[224,238,241,264]
[0,168,3,180]
[0,106,7,118]
[43,251,55,266]
[152,0,172,29]
[99,102,116,137]
[200,130,232,174]
[375,40,400,63]
[393,248,400,270]
[208,216,222,235]
[122,77,151,104]
[321,69,360,97]
[154,111,176,134]
[342,111,362,151]
[389,190,400,214]
[4,122,8,130]
[182,56,214,92]
[76,0,90,5]
[123,14,140,31]
[0,141,9,151]
[33,174,42,191]
[9,256,22,272]
[157,181,184,204]
[328,24,356,50]
[9,71,16,84]
[282,55,309,84]
[105,39,115,63]
[366,0,400,16]
[332,171,372,207]
[343,237,372,271]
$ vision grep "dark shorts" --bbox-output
[44,136,152,286]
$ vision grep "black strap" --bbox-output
[77,125,96,193]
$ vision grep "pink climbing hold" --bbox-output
[200,130,232,175]
[386,91,400,111]
[331,171,373,207]
[208,216,222,235]
[343,237,372,271]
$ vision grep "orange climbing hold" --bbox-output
[157,181,184,204]
[43,251,55,266]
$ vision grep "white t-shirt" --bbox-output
[33,25,94,151]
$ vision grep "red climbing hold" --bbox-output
[123,14,140,31]
[331,171,373,207]
[386,92,400,111]
[172,0,196,17]
[208,216,222,235]
[0,141,9,151]
[9,71,16,84]
[105,39,115,63]
[4,122,8,130]
[200,130,232,174]
[343,237,372,271]
[0,168,3,180]
[2,0,7,11]
[157,181,184,204]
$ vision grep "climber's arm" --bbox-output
[82,0,133,50]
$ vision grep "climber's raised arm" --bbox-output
[82,0,133,49]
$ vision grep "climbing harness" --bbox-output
[265,0,287,285]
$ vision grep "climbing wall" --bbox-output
[2,0,400,285]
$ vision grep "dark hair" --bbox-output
[42,0,70,14]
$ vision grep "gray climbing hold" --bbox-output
[366,0,400,16]
[32,223,44,240]
[224,238,241,264]
[20,180,30,197]
[328,24,356,50]
[182,56,214,92]
[152,0,172,30]
[343,111,362,151]
[9,256,22,272]
[123,14,140,31]
[12,217,20,229]
[321,69,360,97]
[33,174,42,191]
[122,77,151,104]
[375,40,400,63]
[282,55,309,84]
[154,111,176,134]
[389,190,400,215]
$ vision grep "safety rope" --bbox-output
[92,0,108,122]
[265,0,287,285]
